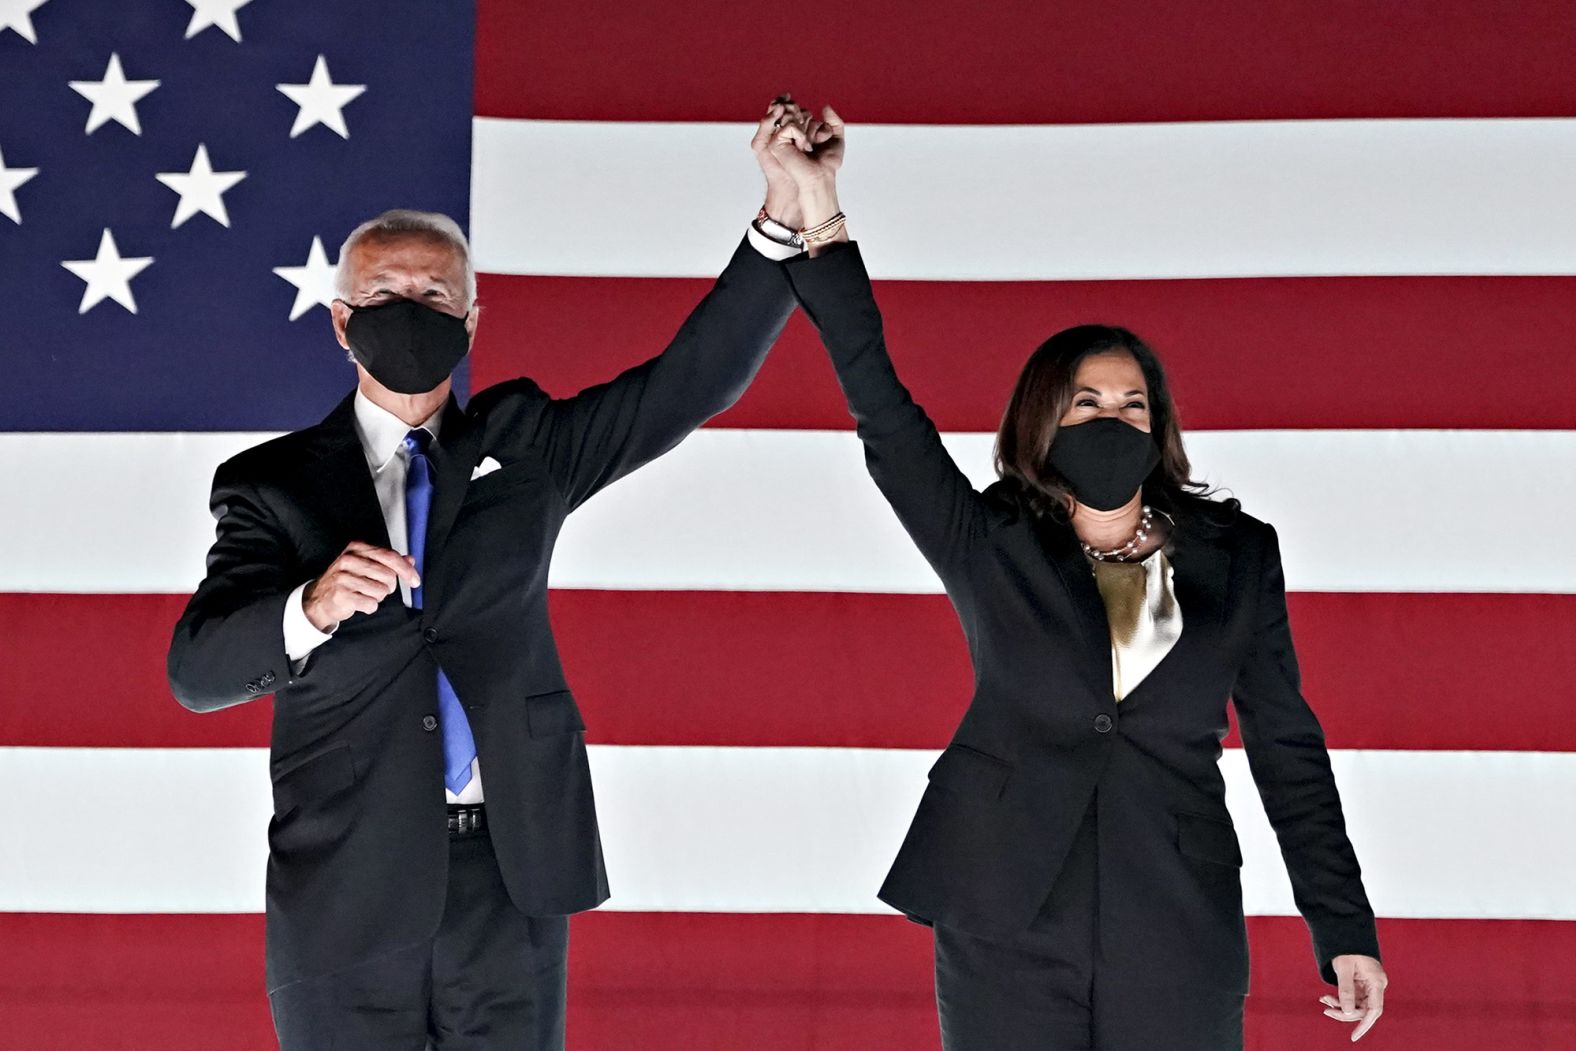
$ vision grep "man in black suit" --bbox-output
[167,101,813,1048]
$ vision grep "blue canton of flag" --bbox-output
[1,1,475,431]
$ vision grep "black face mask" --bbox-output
[344,298,471,394]
[1046,416,1162,511]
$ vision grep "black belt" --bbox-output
[447,803,486,837]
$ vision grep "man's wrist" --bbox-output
[761,184,802,230]
[284,579,337,663]
[753,207,804,251]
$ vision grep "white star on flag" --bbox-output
[156,144,246,228]
[69,53,161,136]
[61,229,154,315]
[182,0,253,41]
[276,55,366,139]
[272,236,339,320]
[0,144,38,224]
[0,0,49,44]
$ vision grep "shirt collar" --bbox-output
[353,389,445,473]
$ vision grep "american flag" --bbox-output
[3,1,1575,1048]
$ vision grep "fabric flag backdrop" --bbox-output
[3,1,1575,1048]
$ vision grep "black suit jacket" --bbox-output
[167,237,795,992]
[784,242,1380,994]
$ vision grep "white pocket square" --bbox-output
[470,456,503,481]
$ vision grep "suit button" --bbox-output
[1094,713,1113,734]
[423,627,439,643]
[422,715,438,732]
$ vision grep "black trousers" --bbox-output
[934,801,1244,1051]
[269,827,569,1051]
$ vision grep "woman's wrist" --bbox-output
[797,181,841,229]
[805,225,850,257]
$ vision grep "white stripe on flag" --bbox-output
[471,117,1576,280]
[3,429,1573,594]
[2,745,1573,919]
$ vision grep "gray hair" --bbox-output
[335,209,477,308]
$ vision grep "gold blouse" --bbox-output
[1089,547,1183,702]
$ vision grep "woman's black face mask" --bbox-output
[1045,416,1161,511]
[344,298,471,394]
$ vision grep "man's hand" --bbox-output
[752,95,812,229]
[1323,954,1388,1041]
[302,540,421,632]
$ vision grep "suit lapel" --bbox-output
[299,392,392,550]
[421,395,484,608]
[1034,513,1117,697]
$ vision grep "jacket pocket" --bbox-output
[927,743,1011,800]
[272,742,356,815]
[461,462,540,508]
[1175,810,1243,868]
[525,689,586,738]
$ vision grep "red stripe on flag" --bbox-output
[2,912,1573,1050]
[8,591,1574,751]
[475,0,1576,124]
[471,275,1576,432]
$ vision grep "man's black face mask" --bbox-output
[345,298,470,395]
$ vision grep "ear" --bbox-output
[330,299,352,350]
[465,303,480,349]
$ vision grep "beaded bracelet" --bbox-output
[800,212,847,246]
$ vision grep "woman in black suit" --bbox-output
[763,110,1388,1049]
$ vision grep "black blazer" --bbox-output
[167,237,795,992]
[783,242,1379,994]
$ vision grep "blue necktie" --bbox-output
[404,429,478,795]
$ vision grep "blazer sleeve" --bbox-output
[782,241,986,578]
[533,234,796,510]
[1232,522,1382,985]
[166,459,296,713]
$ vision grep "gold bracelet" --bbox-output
[800,212,847,246]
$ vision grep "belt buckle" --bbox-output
[448,804,483,836]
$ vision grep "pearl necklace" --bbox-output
[1082,505,1155,562]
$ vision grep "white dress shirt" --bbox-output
[281,226,801,804]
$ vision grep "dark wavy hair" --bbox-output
[993,324,1233,526]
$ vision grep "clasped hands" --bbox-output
[750,94,847,253]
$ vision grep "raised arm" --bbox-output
[531,103,809,510]
[772,107,986,575]
[1232,522,1386,1031]
[533,233,795,510]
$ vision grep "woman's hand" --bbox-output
[768,105,848,250]
[1323,954,1387,1041]
[751,95,812,229]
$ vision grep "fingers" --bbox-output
[341,541,420,585]
[822,104,845,134]
[1337,967,1358,1015]
[357,545,422,586]
[1353,975,1385,1041]
[1351,1004,1382,1042]
[752,103,787,151]
[772,123,812,153]
[1320,985,1383,1042]
[328,544,420,618]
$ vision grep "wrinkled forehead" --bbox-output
[1073,349,1148,393]
[348,230,467,290]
